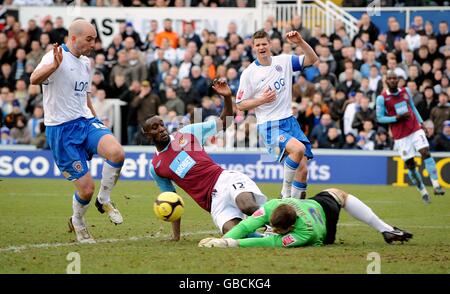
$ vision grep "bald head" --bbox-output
[386,70,397,78]
[69,19,96,38]
[67,19,97,57]
[386,70,399,91]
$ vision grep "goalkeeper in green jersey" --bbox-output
[198,188,413,248]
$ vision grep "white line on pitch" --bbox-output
[0,230,218,254]
[338,223,450,229]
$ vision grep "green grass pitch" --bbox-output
[0,178,449,274]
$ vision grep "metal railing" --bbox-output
[256,0,359,39]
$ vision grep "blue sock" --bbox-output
[424,157,438,182]
[408,169,427,196]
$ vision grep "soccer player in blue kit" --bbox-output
[31,19,125,243]
[236,30,318,199]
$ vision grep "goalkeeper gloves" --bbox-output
[198,237,239,248]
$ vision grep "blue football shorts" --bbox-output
[46,117,112,181]
[257,116,313,162]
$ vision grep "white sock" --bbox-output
[419,187,429,197]
[97,160,123,204]
[344,194,393,233]
[282,156,299,198]
[431,179,440,189]
[72,192,90,227]
[292,181,307,199]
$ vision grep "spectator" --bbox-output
[430,92,450,134]
[405,25,421,52]
[337,68,360,96]
[433,120,450,151]
[356,13,379,45]
[10,114,30,144]
[356,120,376,151]
[26,104,43,140]
[423,119,437,150]
[291,14,311,42]
[352,95,376,132]
[407,81,423,106]
[374,127,393,150]
[31,121,47,149]
[292,74,315,102]
[190,65,209,97]
[129,80,160,142]
[437,21,449,48]
[164,86,185,115]
[109,50,130,86]
[52,16,68,45]
[92,89,114,129]
[386,19,405,51]
[318,127,343,149]
[177,76,201,109]
[342,133,358,149]
[417,86,437,121]
[309,113,335,146]
[121,21,143,49]
[155,18,179,49]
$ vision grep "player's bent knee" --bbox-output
[405,158,416,170]
[324,188,348,207]
[78,183,95,199]
[419,149,431,159]
[108,145,125,163]
[222,218,241,234]
[236,192,259,216]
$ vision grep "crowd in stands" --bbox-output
[0,9,449,151]
[0,0,255,7]
[342,0,449,6]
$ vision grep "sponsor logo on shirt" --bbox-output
[282,234,297,247]
[169,151,196,178]
[252,207,265,218]
[275,65,283,72]
[279,135,286,143]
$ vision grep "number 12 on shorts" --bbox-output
[232,182,245,190]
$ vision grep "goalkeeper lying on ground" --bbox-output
[199,188,413,248]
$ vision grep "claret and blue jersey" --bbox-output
[149,120,224,212]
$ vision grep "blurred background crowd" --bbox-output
[0,1,447,7]
[0,3,449,151]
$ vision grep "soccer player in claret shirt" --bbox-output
[142,79,267,241]
[376,70,445,204]
[198,188,413,248]
[236,30,319,200]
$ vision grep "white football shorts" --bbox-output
[394,129,429,160]
[210,170,267,233]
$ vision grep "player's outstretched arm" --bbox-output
[212,78,234,131]
[285,31,318,67]
[30,43,63,85]
[171,218,181,241]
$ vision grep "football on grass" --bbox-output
[153,192,185,222]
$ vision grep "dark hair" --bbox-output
[270,204,297,231]
[252,30,269,42]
